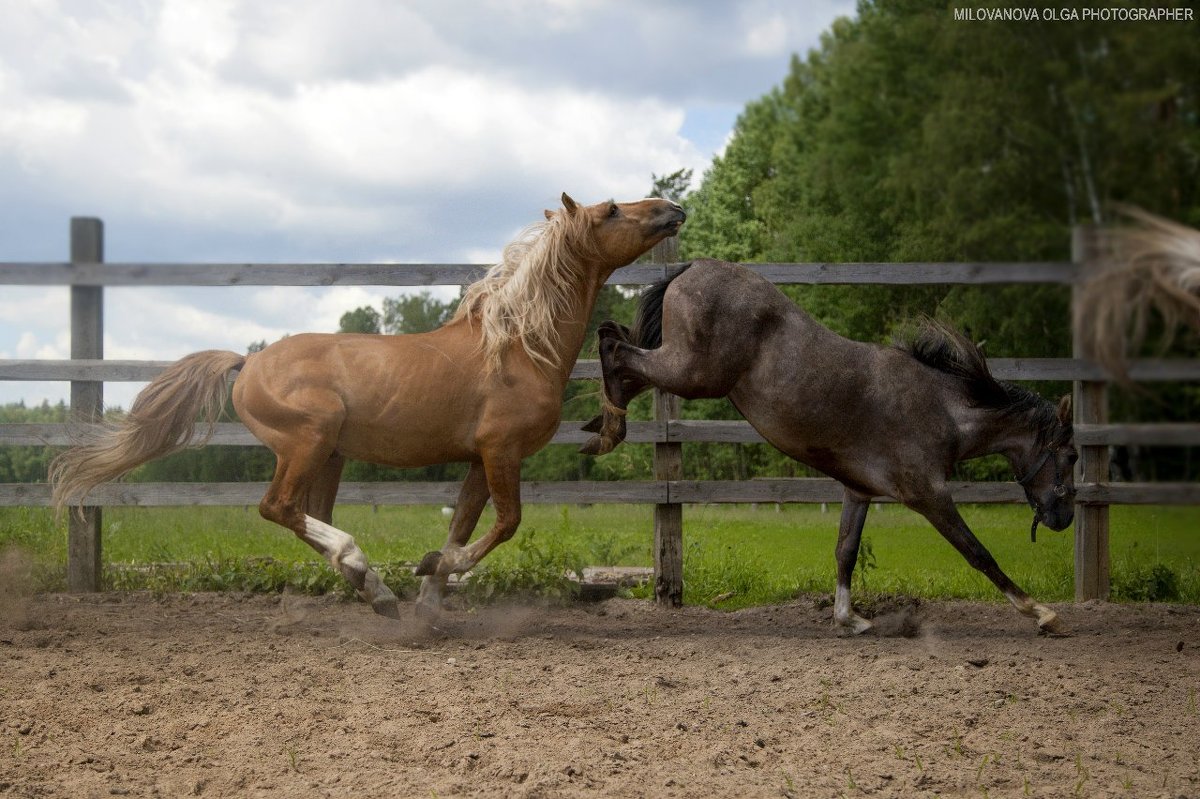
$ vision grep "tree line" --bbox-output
[3,0,1196,483]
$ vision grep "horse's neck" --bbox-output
[959,407,1038,464]
[544,267,606,385]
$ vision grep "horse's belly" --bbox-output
[336,422,476,467]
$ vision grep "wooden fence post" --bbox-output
[650,237,684,607]
[1071,225,1110,601]
[68,217,104,592]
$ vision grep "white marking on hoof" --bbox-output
[303,515,389,609]
[1034,606,1069,636]
[833,585,873,634]
[847,615,874,635]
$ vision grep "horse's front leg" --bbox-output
[415,451,522,580]
[581,323,646,456]
[414,462,490,623]
[834,490,874,634]
[911,491,1067,635]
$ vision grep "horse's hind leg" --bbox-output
[834,491,874,634]
[260,446,399,619]
[912,492,1064,635]
[305,452,344,524]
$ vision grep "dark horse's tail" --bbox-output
[628,263,693,350]
[49,350,245,513]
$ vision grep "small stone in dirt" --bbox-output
[967,658,989,668]
[130,703,151,716]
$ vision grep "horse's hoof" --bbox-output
[579,435,614,456]
[835,615,874,636]
[1038,619,1072,638]
[1036,608,1071,637]
[581,414,604,433]
[415,550,443,577]
[371,594,401,619]
[358,573,401,619]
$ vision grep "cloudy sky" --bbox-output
[0,0,853,408]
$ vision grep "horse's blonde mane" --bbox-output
[454,207,598,373]
[1074,207,1200,382]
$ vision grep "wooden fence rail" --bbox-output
[3,219,1199,603]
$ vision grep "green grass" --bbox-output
[1,503,1197,607]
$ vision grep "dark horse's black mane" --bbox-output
[897,319,1071,446]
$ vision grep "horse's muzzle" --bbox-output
[1040,506,1075,532]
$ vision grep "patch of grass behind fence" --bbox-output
[1,503,1196,607]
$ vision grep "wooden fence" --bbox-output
[2,218,1199,603]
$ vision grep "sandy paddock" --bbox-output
[1,591,1197,798]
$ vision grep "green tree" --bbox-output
[382,291,456,334]
[650,168,693,203]
[339,306,381,334]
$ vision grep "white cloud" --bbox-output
[0,0,852,407]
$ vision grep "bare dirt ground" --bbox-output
[1,589,1197,799]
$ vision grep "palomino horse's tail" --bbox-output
[1075,207,1200,382]
[49,350,246,512]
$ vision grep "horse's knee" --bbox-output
[494,511,521,544]
[258,496,288,526]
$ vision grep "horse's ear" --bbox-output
[561,193,579,215]
[544,209,555,220]
[1056,394,1072,424]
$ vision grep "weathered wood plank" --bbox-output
[68,218,104,593]
[1071,226,1111,602]
[0,260,1077,287]
[0,420,668,447]
[748,261,1077,285]
[0,481,667,507]
[0,358,603,382]
[8,419,1200,448]
[0,360,172,381]
[1073,423,1200,446]
[986,358,1200,382]
[4,479,1195,508]
[667,479,1030,504]
[8,356,1199,384]
[1075,482,1200,505]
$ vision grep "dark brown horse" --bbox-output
[51,193,685,622]
[583,259,1077,634]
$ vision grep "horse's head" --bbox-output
[548,193,685,271]
[1016,394,1078,535]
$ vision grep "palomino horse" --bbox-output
[1074,207,1200,383]
[582,260,1077,635]
[51,193,686,620]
